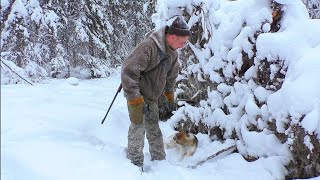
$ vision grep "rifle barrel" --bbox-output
[101,83,122,124]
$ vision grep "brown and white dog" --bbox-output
[164,131,198,161]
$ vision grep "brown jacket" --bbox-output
[121,27,179,101]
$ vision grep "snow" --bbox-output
[253,87,270,103]
[1,0,28,49]
[1,77,298,180]
[267,44,320,132]
[239,125,291,158]
[217,83,232,95]
[245,95,261,117]
[301,103,320,138]
[1,0,10,11]
[66,77,80,86]
[143,2,150,14]
[12,0,28,18]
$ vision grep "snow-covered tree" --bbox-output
[153,0,320,178]
[302,0,320,18]
[1,0,156,83]
[1,0,49,84]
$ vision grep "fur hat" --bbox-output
[166,16,191,36]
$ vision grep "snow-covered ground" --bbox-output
[1,76,319,180]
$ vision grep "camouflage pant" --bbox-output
[127,100,166,166]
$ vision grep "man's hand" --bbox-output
[163,92,175,111]
[127,97,144,124]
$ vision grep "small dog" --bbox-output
[165,131,198,161]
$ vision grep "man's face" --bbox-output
[168,35,190,50]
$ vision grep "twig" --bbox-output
[0,59,34,86]
[189,144,236,169]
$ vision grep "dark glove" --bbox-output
[127,96,144,124]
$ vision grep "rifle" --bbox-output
[101,83,122,124]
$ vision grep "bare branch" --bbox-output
[189,144,236,169]
[1,59,34,86]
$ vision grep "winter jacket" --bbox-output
[121,27,179,101]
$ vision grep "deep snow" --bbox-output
[3,76,316,180]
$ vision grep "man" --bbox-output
[121,16,191,168]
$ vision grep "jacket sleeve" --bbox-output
[164,54,179,93]
[121,41,152,100]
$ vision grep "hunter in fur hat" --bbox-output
[121,16,191,168]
